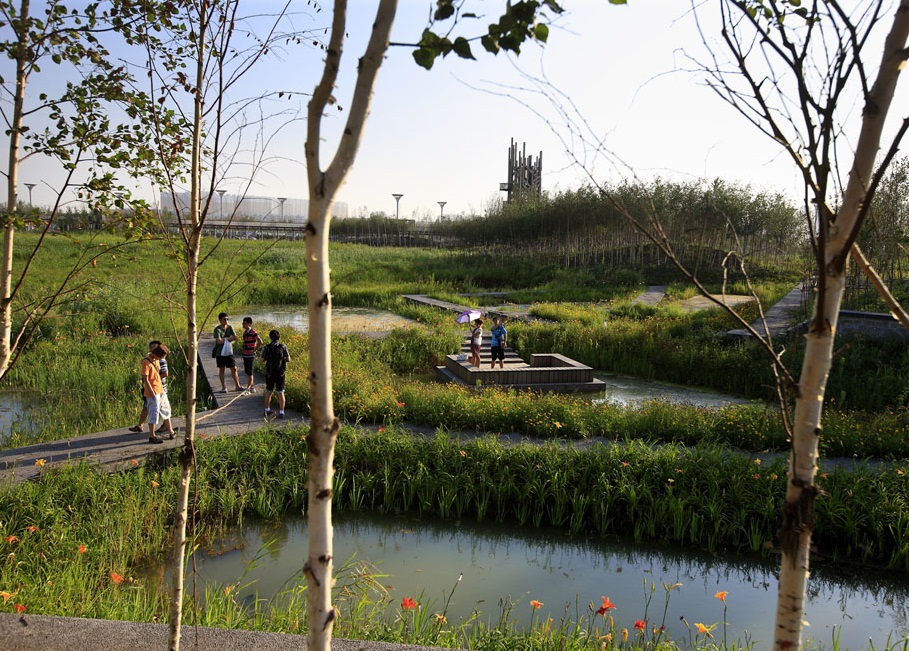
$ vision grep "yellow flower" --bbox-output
[34,458,46,467]
[695,622,714,638]
[150,480,159,488]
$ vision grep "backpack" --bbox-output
[262,342,287,375]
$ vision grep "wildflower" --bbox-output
[78,545,87,554]
[34,459,46,467]
[396,402,405,408]
[530,600,543,610]
[898,469,905,476]
[224,585,233,596]
[554,422,562,428]
[754,458,761,465]
[621,628,628,643]
[151,480,159,488]
[1,591,16,603]
[433,613,447,625]
[595,596,616,616]
[378,427,386,433]
[401,596,418,610]
[634,619,646,631]
[695,622,715,637]
[714,591,727,603]
[4,536,18,544]
[753,474,761,479]
[621,461,629,467]
[15,604,25,614]
[25,526,38,533]
[130,459,139,466]
[459,450,466,457]
[110,572,124,585]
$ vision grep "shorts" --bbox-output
[491,345,504,361]
[470,343,481,358]
[147,392,172,425]
[265,373,286,393]
[243,356,255,376]
[216,355,236,369]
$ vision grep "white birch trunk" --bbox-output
[303,3,396,650]
[773,5,909,648]
[0,0,30,381]
[168,7,209,648]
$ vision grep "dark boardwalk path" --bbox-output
[0,333,300,487]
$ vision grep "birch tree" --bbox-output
[129,2,324,649]
[301,2,564,648]
[692,3,909,648]
[0,0,176,380]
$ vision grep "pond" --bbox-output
[240,306,417,335]
[167,511,908,649]
[592,373,755,408]
[0,390,38,446]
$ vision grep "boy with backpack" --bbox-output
[261,329,290,419]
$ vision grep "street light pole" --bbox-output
[438,201,446,223]
[392,193,403,220]
[24,183,35,207]
[216,189,226,220]
[277,197,287,221]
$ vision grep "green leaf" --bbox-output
[413,48,436,71]
[452,37,474,60]
[533,23,549,43]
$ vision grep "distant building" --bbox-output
[161,191,348,222]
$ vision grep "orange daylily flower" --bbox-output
[150,480,159,488]
[78,545,87,554]
[130,459,139,466]
[25,525,38,533]
[396,402,405,408]
[34,459,46,467]
[1,590,17,603]
[110,572,124,585]
[595,596,616,616]
[714,591,727,603]
[378,427,386,433]
[634,619,646,631]
[15,604,26,614]
[401,596,418,610]
[459,450,466,457]
[433,613,447,625]
[4,535,18,544]
[530,600,543,610]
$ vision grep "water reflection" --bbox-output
[178,512,908,649]
[0,390,37,446]
[239,306,416,335]
[593,373,755,408]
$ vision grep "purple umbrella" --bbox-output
[456,309,482,324]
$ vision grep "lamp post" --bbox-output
[216,189,226,220]
[438,201,446,222]
[24,183,35,207]
[277,197,287,221]
[392,193,403,220]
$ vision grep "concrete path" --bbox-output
[0,333,301,487]
[727,281,807,339]
[0,612,450,651]
[630,285,667,306]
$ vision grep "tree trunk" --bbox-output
[773,6,909,648]
[303,3,396,650]
[0,0,30,381]
[168,10,208,648]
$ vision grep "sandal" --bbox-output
[148,436,163,445]
[128,425,143,433]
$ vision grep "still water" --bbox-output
[593,374,755,408]
[179,511,908,650]
[240,306,417,335]
[0,390,37,445]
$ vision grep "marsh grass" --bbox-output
[2,428,908,651]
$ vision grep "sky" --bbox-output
[6,1,904,221]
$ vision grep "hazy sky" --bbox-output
[8,1,905,220]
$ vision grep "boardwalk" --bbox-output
[0,334,300,487]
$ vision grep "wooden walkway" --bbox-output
[0,333,300,487]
